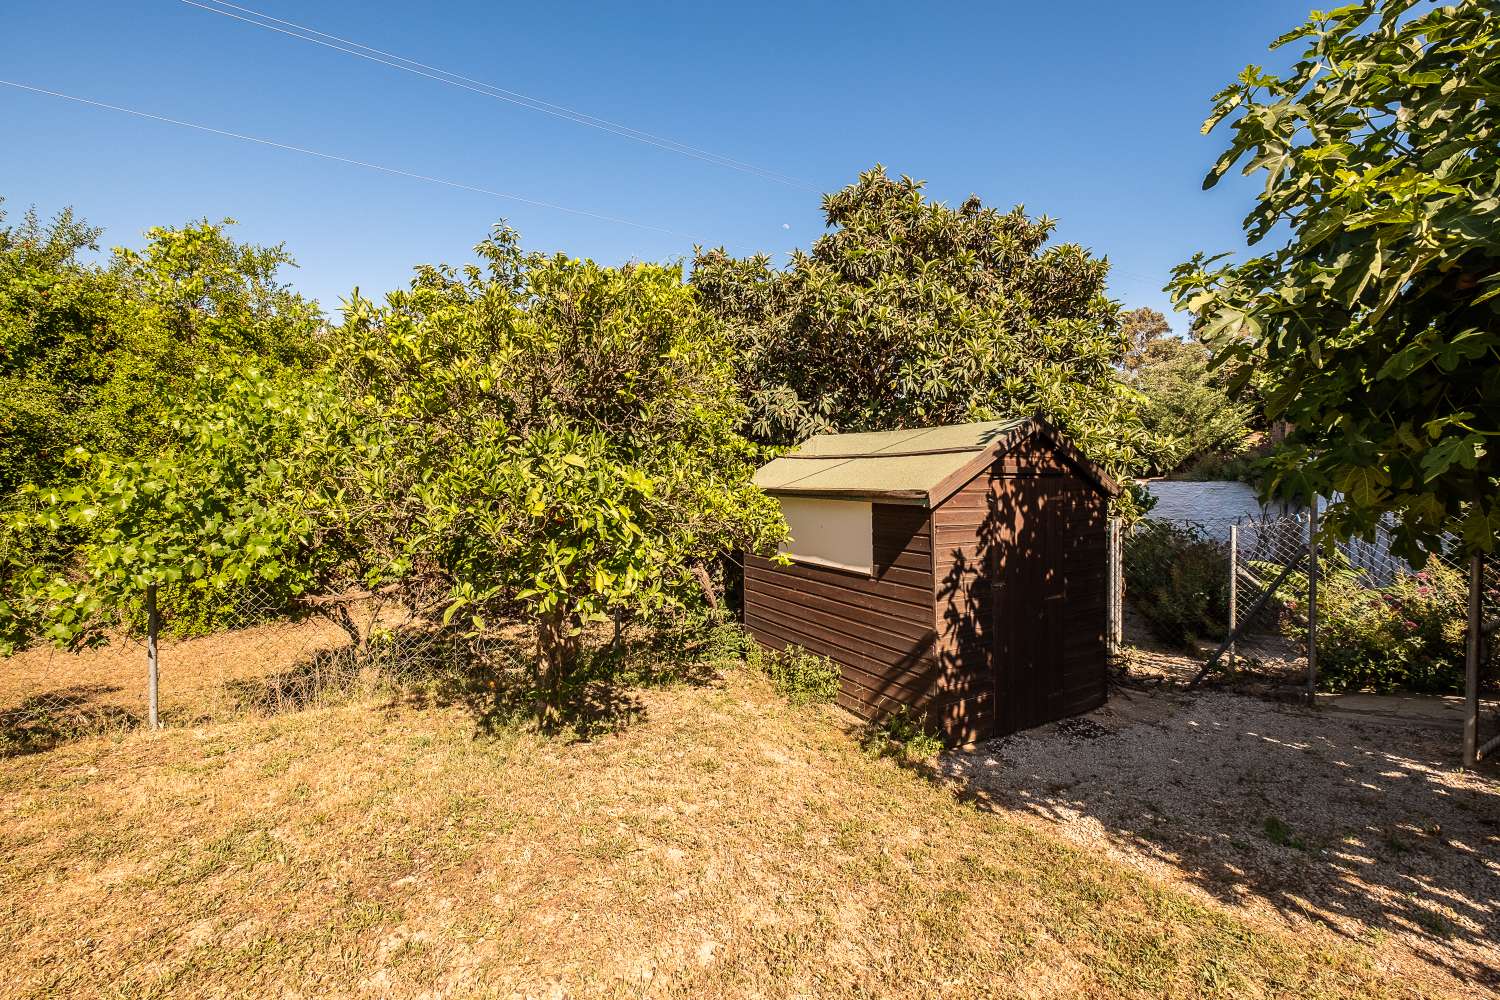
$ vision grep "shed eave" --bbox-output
[760,487,931,507]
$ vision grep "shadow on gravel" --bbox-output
[941,687,1500,991]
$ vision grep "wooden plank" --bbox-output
[745,573,933,627]
[745,557,932,606]
[746,615,951,694]
[875,530,930,557]
[743,593,936,659]
[741,590,930,653]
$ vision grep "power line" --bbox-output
[177,0,818,192]
[0,79,709,242]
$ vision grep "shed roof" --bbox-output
[753,417,1117,507]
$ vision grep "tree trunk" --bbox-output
[327,604,365,655]
[610,608,625,652]
[691,563,719,611]
[535,609,577,727]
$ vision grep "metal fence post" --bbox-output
[1306,504,1319,703]
[1112,517,1124,652]
[1228,523,1238,668]
[146,583,161,730]
[1464,553,1481,769]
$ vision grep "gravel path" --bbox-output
[940,689,1500,995]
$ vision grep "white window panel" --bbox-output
[776,496,874,576]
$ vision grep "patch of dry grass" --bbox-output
[0,666,1430,999]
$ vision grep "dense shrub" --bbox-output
[1123,520,1230,647]
[6,227,789,729]
[1279,562,1467,694]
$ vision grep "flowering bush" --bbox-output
[1281,561,1467,694]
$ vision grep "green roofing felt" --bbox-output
[754,418,1030,505]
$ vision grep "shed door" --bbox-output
[993,475,1108,735]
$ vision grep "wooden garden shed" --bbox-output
[745,417,1118,744]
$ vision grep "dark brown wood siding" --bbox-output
[745,504,943,722]
[931,447,1109,739]
[748,431,1110,745]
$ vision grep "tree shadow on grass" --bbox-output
[393,620,728,741]
[0,685,140,756]
[1,617,733,755]
[220,644,381,718]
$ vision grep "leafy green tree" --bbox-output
[692,166,1160,491]
[1167,0,1500,559]
[1120,305,1175,370]
[1118,307,1253,475]
[0,204,325,649]
[98,220,323,459]
[9,227,786,722]
[0,204,322,496]
[4,370,328,652]
[0,202,117,496]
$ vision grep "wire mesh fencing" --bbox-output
[1118,505,1489,701]
[0,583,476,756]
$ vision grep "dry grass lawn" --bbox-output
[0,660,1455,1000]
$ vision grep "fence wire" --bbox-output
[0,585,472,756]
[1122,505,1495,707]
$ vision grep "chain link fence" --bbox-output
[0,579,709,757]
[1117,502,1500,764]
[1122,503,1494,683]
[0,585,472,755]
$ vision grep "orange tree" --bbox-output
[1168,0,1500,559]
[7,227,785,721]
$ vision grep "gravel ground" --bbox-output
[940,689,1500,996]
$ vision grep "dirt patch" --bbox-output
[1118,606,1309,692]
[941,687,1500,997]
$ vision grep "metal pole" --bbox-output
[1108,518,1123,652]
[146,583,161,730]
[1306,504,1319,703]
[1464,554,1481,769]
[1228,523,1238,668]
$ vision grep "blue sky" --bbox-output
[3,1,1317,327]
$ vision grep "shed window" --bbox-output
[776,497,874,575]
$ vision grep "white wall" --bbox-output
[776,496,874,575]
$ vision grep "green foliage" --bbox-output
[1167,1,1500,559]
[693,166,1160,508]
[0,204,323,644]
[4,369,330,652]
[1124,520,1230,647]
[1119,307,1254,476]
[861,706,946,758]
[0,203,321,496]
[100,219,322,459]
[8,225,786,722]
[1277,559,1467,694]
[1,202,115,496]
[747,641,840,706]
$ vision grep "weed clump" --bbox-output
[746,641,840,705]
[861,706,946,759]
